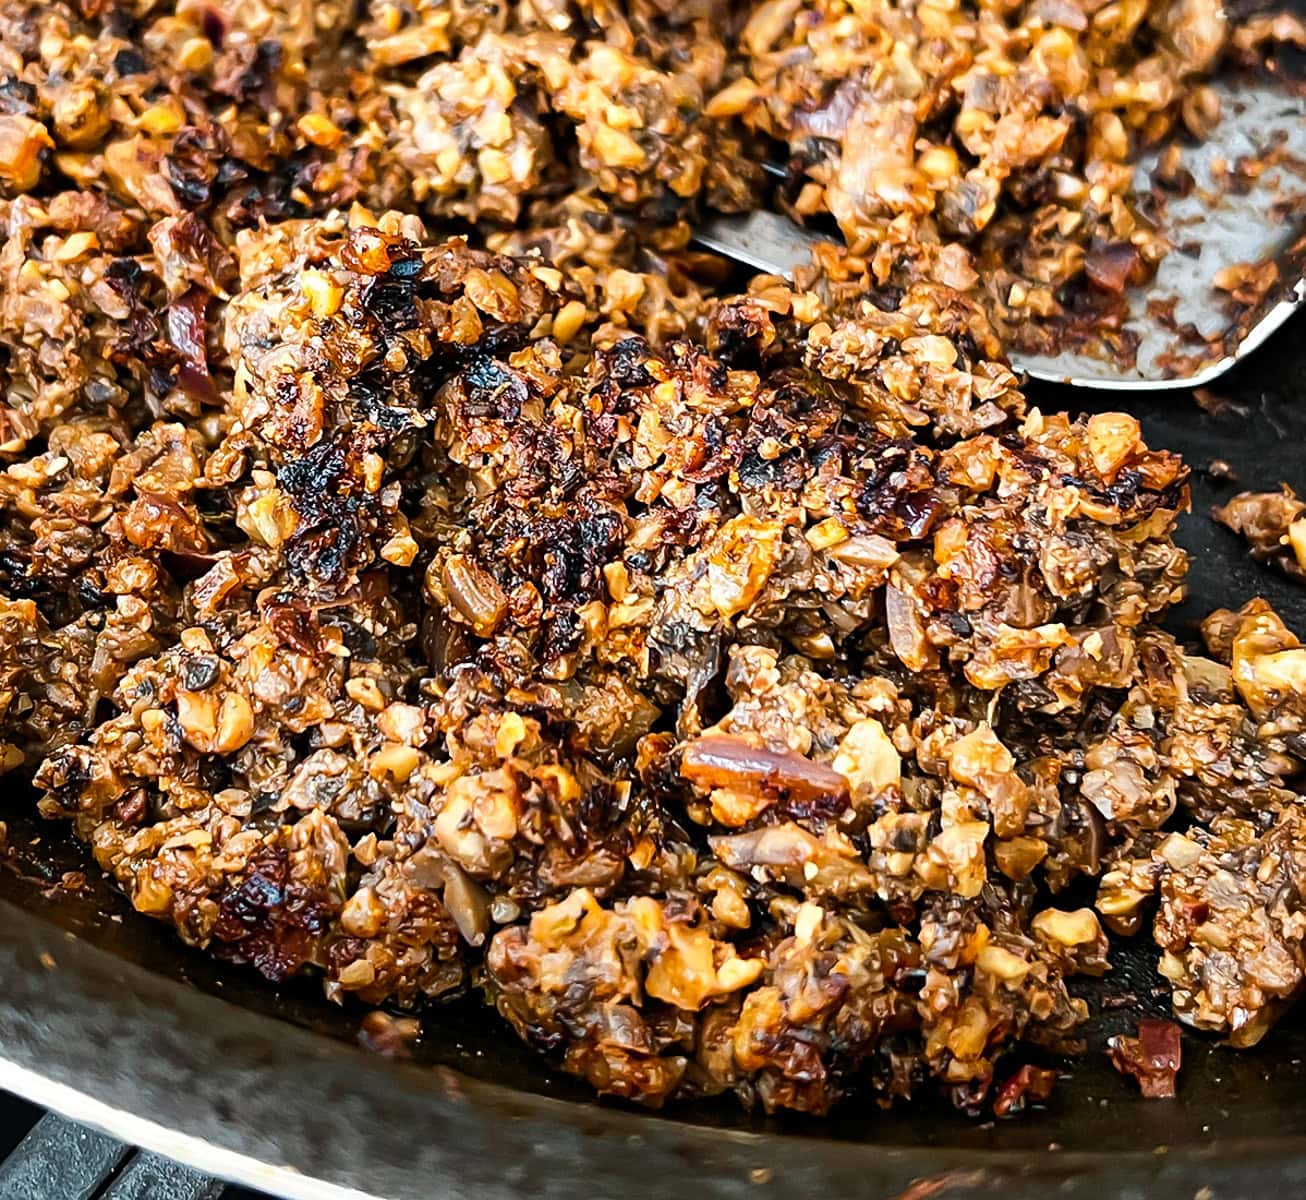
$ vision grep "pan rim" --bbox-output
[6,894,1306,1200]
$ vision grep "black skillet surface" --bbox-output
[1,316,1305,1200]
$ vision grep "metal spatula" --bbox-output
[695,78,1306,391]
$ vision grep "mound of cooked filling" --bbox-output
[2,0,1305,1118]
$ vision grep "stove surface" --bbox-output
[0,1097,271,1200]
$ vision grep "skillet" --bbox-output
[0,313,1305,1200]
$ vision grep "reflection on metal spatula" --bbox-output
[694,79,1306,391]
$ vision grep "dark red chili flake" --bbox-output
[1109,1019,1182,1098]
[993,1064,1058,1117]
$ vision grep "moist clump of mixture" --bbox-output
[2,0,1306,1117]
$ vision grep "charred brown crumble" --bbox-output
[2,0,1305,1122]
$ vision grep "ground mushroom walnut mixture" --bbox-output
[0,0,1304,1122]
